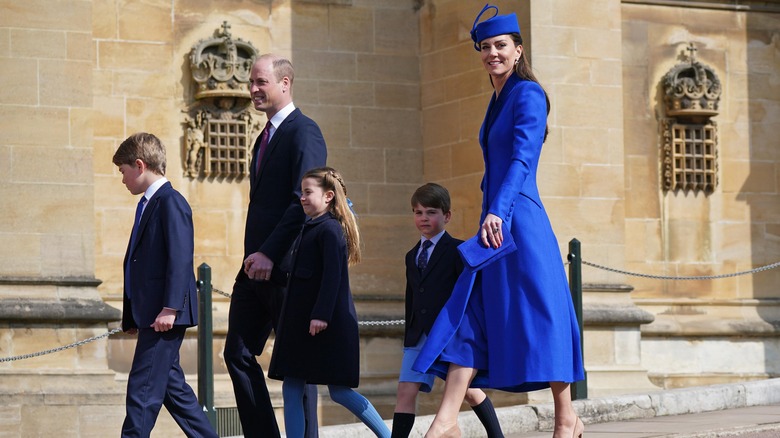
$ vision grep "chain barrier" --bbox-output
[581,259,780,280]
[0,327,123,363]
[10,258,773,363]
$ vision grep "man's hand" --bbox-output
[309,319,328,336]
[150,308,176,332]
[244,251,274,281]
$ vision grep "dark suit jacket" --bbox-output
[240,107,328,280]
[122,181,197,331]
[404,231,464,347]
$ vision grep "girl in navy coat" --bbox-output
[269,167,390,438]
[415,5,585,438]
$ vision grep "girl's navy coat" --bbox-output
[268,212,360,388]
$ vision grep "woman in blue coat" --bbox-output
[414,5,585,438]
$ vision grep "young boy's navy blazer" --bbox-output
[121,181,216,438]
[403,231,464,348]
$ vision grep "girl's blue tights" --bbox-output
[283,377,390,438]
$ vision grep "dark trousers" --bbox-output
[224,276,318,438]
[122,326,218,438]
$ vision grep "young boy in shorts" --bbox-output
[391,183,503,437]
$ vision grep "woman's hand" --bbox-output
[481,213,503,249]
[309,319,328,336]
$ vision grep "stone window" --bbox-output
[660,43,721,195]
[184,22,260,179]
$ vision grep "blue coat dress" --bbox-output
[414,74,585,392]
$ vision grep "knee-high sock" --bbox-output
[328,385,390,438]
[472,396,504,438]
[283,377,306,438]
[391,412,415,438]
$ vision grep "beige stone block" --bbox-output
[318,80,374,107]
[0,233,41,276]
[0,0,91,30]
[0,28,9,57]
[538,162,579,198]
[625,155,660,219]
[547,197,625,246]
[360,337,402,374]
[93,0,118,39]
[721,160,774,194]
[385,148,423,184]
[0,405,20,437]
[193,210,229,257]
[21,405,79,437]
[421,78,448,108]
[97,41,172,72]
[66,31,93,61]
[300,104,351,148]
[118,0,172,42]
[368,183,419,215]
[556,84,623,129]
[0,106,69,146]
[423,144,452,181]
[329,5,374,53]
[42,233,95,277]
[451,140,483,177]
[92,96,125,138]
[575,27,623,61]
[743,193,780,223]
[550,0,621,28]
[357,53,420,83]
[113,71,174,100]
[535,55,590,86]
[126,98,176,139]
[375,82,419,109]
[295,50,356,81]
[0,146,9,183]
[375,7,418,54]
[537,26,577,59]
[0,58,37,105]
[14,146,92,184]
[39,59,92,108]
[328,147,385,183]
[353,108,420,149]
[290,3,329,51]
[560,127,612,166]
[10,29,66,59]
[422,101,461,147]
[292,78,319,105]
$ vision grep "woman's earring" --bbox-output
[514,58,519,66]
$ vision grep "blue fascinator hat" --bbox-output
[470,3,521,51]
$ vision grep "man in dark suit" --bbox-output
[391,183,502,438]
[114,132,217,438]
[224,54,327,438]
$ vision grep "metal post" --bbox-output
[197,263,217,427]
[568,238,587,400]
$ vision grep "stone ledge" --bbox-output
[0,298,121,323]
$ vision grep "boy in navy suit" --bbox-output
[391,183,504,437]
[114,132,217,438]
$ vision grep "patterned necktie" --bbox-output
[126,196,146,299]
[417,239,433,271]
[255,121,272,174]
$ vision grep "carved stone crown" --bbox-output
[189,21,258,100]
[662,43,721,119]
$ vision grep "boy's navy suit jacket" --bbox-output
[403,231,464,347]
[122,181,197,331]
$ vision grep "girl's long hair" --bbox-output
[302,167,361,265]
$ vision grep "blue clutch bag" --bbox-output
[457,223,517,270]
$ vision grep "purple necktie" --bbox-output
[255,121,272,174]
